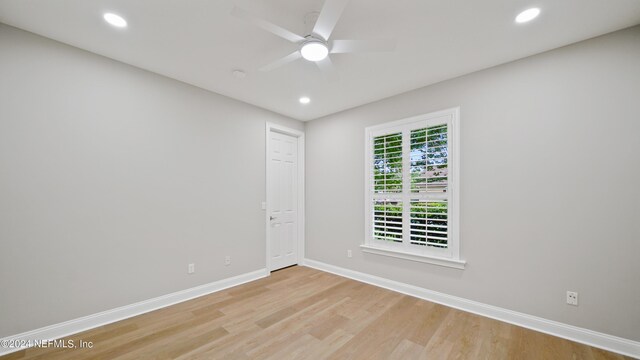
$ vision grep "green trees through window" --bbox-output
[373,132,402,193]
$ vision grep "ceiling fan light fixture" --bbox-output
[300,41,329,62]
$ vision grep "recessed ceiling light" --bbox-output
[232,70,246,79]
[300,41,328,62]
[103,13,127,28]
[299,97,311,104]
[515,8,540,24]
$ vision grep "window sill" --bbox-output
[360,244,466,270]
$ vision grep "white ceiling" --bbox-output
[1,0,639,121]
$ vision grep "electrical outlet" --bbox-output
[188,263,195,274]
[566,291,578,306]
[225,256,231,266]
[261,202,266,210]
[347,250,352,258]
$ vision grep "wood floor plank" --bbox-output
[406,301,450,346]
[1,350,25,360]
[1,266,632,360]
[242,298,352,358]
[295,330,354,360]
[472,317,511,360]
[327,296,423,359]
[129,326,228,360]
[308,313,350,340]
[388,339,425,359]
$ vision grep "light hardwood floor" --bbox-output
[2,266,631,360]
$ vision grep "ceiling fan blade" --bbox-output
[330,39,396,54]
[231,7,305,43]
[315,57,339,82]
[312,0,350,41]
[259,51,302,72]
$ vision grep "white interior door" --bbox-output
[268,131,298,271]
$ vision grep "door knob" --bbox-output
[270,216,277,221]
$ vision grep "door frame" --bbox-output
[265,122,305,272]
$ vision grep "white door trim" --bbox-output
[265,123,305,272]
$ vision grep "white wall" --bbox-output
[305,26,640,341]
[0,24,302,337]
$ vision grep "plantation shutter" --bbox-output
[367,114,454,258]
[373,132,403,193]
[373,200,403,243]
[410,200,448,248]
[410,125,448,193]
[409,124,449,249]
[371,132,403,244]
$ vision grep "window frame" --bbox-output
[362,107,465,269]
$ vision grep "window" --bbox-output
[363,108,464,269]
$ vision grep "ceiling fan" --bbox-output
[230,0,395,80]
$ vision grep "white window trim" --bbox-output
[360,244,466,269]
[363,107,465,270]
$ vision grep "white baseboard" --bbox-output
[0,268,269,356]
[302,258,640,359]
